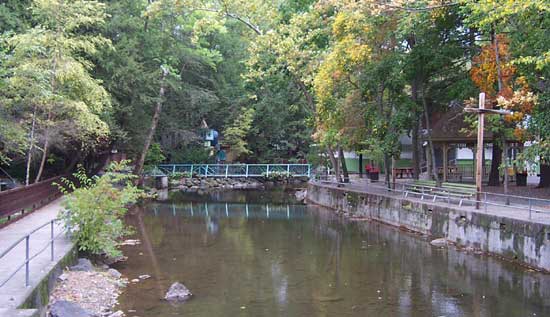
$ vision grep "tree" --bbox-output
[223,107,255,160]
[463,0,550,187]
[4,0,111,183]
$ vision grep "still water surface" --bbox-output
[116,189,550,316]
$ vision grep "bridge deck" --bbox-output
[152,164,311,178]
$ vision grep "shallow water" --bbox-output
[116,189,550,317]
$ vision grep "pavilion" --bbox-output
[423,104,521,183]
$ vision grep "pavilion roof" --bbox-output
[426,104,516,144]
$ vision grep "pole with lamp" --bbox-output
[465,92,512,209]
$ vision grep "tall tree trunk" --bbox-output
[134,66,169,186]
[358,153,363,178]
[411,74,421,180]
[383,153,391,187]
[411,118,420,180]
[34,135,49,183]
[327,146,341,182]
[488,141,502,186]
[338,147,349,183]
[538,163,550,188]
[421,87,440,184]
[25,106,37,186]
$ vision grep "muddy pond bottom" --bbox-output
[116,189,550,316]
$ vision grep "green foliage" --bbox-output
[223,107,255,159]
[167,144,212,164]
[57,161,143,257]
[144,143,166,167]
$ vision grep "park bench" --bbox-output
[441,182,476,206]
[404,180,476,206]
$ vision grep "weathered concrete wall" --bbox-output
[17,244,77,317]
[307,182,550,272]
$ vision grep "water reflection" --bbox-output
[117,192,550,317]
[164,202,306,220]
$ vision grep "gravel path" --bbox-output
[50,270,127,317]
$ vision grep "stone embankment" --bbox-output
[170,176,308,192]
[307,182,550,272]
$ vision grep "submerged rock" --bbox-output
[103,255,128,266]
[49,300,92,317]
[120,239,141,246]
[165,282,193,302]
[108,311,124,317]
[70,258,94,272]
[430,238,448,247]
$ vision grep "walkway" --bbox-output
[0,199,73,316]
[313,177,550,226]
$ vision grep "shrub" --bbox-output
[262,171,292,181]
[57,161,144,257]
[169,171,192,181]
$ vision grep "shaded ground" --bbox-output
[485,184,550,200]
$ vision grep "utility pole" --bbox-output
[475,93,485,209]
[465,92,511,209]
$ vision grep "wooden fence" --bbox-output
[0,176,64,227]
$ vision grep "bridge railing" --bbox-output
[154,164,311,178]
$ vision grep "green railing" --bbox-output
[151,164,311,178]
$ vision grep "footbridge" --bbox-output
[152,164,311,178]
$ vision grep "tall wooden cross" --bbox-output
[465,92,511,209]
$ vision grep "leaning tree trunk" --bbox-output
[338,147,349,183]
[134,67,169,186]
[34,130,50,183]
[327,146,341,183]
[25,106,37,186]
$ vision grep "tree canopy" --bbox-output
[0,0,548,187]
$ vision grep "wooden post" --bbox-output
[443,143,448,182]
[475,93,485,209]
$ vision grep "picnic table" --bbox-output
[393,167,414,179]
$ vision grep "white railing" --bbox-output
[151,164,311,178]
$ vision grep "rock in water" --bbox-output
[49,300,92,317]
[430,238,448,247]
[295,189,307,202]
[70,258,94,272]
[165,282,192,302]
[108,269,122,279]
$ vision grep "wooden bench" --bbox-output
[441,182,476,206]
[404,180,476,206]
[403,180,436,198]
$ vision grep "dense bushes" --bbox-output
[57,162,144,257]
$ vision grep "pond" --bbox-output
[116,188,550,316]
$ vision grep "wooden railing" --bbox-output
[0,176,63,226]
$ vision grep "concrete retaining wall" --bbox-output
[307,182,550,272]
